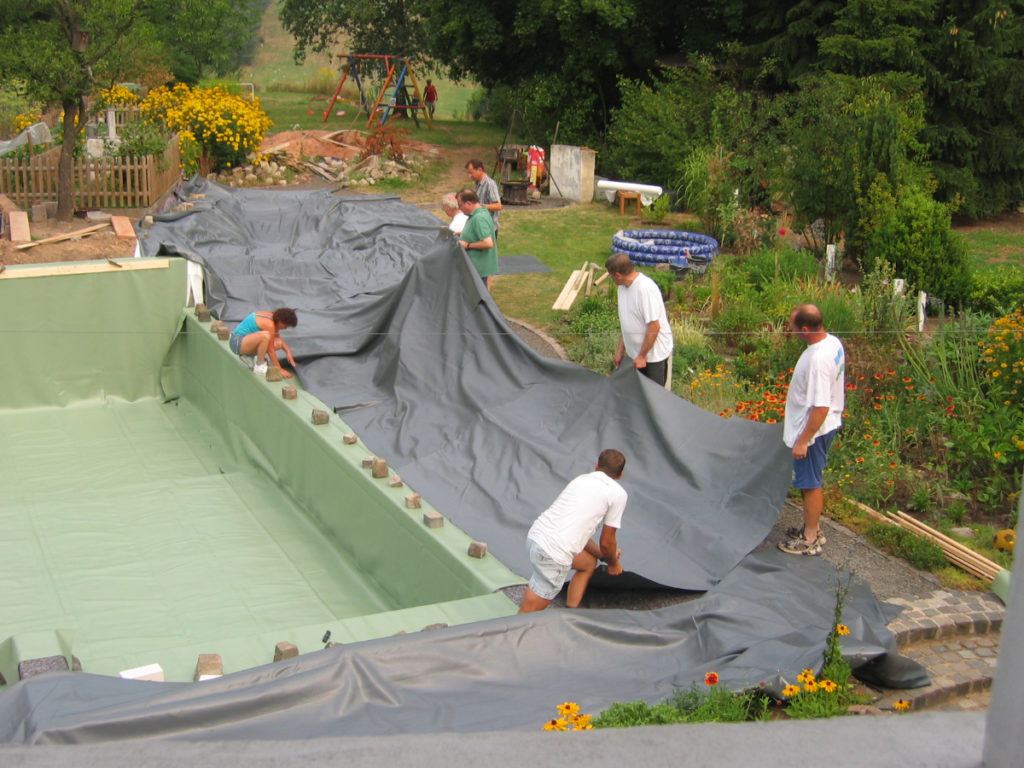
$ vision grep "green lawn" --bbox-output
[959,229,1024,272]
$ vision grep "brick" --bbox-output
[342,433,358,444]
[311,409,329,425]
[195,303,212,322]
[389,475,403,488]
[19,655,69,680]
[371,457,388,478]
[119,663,164,682]
[31,203,47,222]
[421,623,448,631]
[423,509,444,528]
[266,366,284,382]
[217,327,231,341]
[405,493,422,509]
[282,385,298,400]
[468,541,488,558]
[141,215,154,228]
[362,456,375,468]
[194,653,223,681]
[274,641,298,662]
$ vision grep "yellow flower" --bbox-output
[782,684,802,698]
[557,702,580,716]
[836,624,851,636]
[893,699,911,712]
[796,669,816,684]
[544,718,569,731]
[819,679,838,693]
[571,713,593,730]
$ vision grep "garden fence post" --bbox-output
[825,244,837,281]
[916,292,927,332]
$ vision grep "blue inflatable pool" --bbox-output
[612,230,719,268]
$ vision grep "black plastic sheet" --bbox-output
[0,550,927,744]
[141,178,792,591]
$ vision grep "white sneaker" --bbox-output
[253,362,268,375]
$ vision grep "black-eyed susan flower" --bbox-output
[836,624,851,636]
[557,701,580,716]
[893,699,911,712]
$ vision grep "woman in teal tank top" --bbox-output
[228,307,299,376]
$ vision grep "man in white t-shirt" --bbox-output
[605,252,673,387]
[779,304,845,556]
[519,449,628,613]
[441,192,467,236]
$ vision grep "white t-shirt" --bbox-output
[616,273,673,364]
[448,211,468,236]
[527,471,627,566]
[783,333,845,447]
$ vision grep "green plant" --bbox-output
[908,484,933,514]
[107,120,171,158]
[640,194,670,224]
[969,267,1024,316]
[593,673,770,728]
[864,523,947,570]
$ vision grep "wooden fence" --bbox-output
[0,138,181,210]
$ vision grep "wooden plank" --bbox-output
[15,222,109,250]
[552,269,584,310]
[0,259,169,280]
[8,210,31,243]
[110,215,136,239]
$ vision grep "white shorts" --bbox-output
[526,539,570,601]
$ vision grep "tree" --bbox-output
[0,1,152,219]
[280,0,429,63]
[145,0,268,84]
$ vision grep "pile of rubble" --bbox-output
[208,129,436,189]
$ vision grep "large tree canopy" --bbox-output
[0,0,153,219]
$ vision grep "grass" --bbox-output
[959,229,1024,272]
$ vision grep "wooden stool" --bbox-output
[617,190,642,216]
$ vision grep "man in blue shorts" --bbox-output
[519,449,627,613]
[779,304,845,556]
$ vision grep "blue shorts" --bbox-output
[526,539,570,601]
[793,428,838,490]
[229,333,244,354]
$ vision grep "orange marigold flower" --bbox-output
[704,671,720,686]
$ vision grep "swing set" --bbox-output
[322,54,432,130]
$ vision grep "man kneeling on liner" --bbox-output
[519,449,627,613]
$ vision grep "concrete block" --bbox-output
[43,201,58,218]
[371,457,388,478]
[468,541,488,558]
[405,493,422,509]
[194,303,211,322]
[282,385,298,400]
[217,327,230,341]
[273,641,298,662]
[389,475,403,488]
[423,509,444,528]
[342,433,358,445]
[362,456,375,468]
[311,409,329,425]
[421,623,448,631]
[141,215,154,228]
[210,320,226,332]
[18,655,69,680]
[194,654,223,682]
[266,366,284,382]
[119,663,164,682]
[31,203,48,222]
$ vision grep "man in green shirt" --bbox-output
[457,189,498,291]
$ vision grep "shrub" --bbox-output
[141,83,272,174]
[741,246,820,289]
[856,180,971,308]
[968,267,1024,315]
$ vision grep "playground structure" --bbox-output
[323,54,432,130]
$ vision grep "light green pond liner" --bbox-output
[0,259,521,684]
